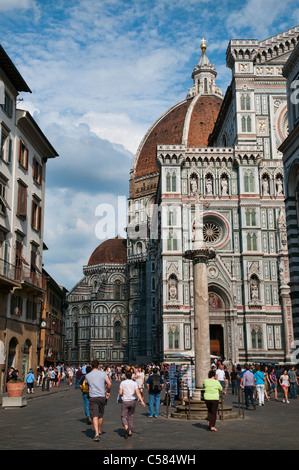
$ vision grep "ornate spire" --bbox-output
[187,39,222,99]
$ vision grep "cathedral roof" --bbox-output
[132,93,222,179]
[131,41,223,182]
[88,236,127,266]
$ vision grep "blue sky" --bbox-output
[0,0,298,290]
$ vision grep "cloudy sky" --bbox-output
[0,0,298,290]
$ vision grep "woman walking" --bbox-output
[119,370,146,438]
[268,368,278,401]
[135,366,145,401]
[280,369,290,403]
[203,369,223,432]
[254,365,265,406]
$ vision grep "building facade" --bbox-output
[65,237,129,365]
[40,269,68,367]
[0,45,58,391]
[67,26,299,366]
[280,41,299,341]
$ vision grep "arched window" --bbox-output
[204,77,208,93]
[247,116,252,132]
[168,208,177,226]
[246,94,250,110]
[73,322,78,347]
[166,172,176,192]
[241,94,245,110]
[168,327,179,349]
[252,328,262,349]
[242,116,246,132]
[172,173,176,192]
[247,233,252,251]
[166,173,171,192]
[114,280,121,299]
[114,321,121,346]
[167,231,177,251]
[249,173,255,192]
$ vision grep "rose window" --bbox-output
[203,221,222,244]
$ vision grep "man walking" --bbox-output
[85,360,111,441]
[241,364,256,410]
[146,367,164,418]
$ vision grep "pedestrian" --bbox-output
[119,370,146,438]
[230,367,238,395]
[146,367,164,418]
[288,366,298,399]
[280,369,290,403]
[79,365,92,424]
[263,366,271,401]
[203,369,223,432]
[25,369,35,394]
[241,364,256,410]
[216,364,227,392]
[85,359,112,441]
[134,366,145,401]
[254,365,265,406]
[67,366,73,385]
[75,367,83,389]
[268,368,279,401]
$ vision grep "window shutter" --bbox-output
[7,138,12,163]
[17,186,27,217]
[0,81,4,105]
[38,206,42,231]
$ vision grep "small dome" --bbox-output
[88,236,127,266]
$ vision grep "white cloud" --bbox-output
[226,0,294,38]
[0,0,41,20]
[78,112,147,154]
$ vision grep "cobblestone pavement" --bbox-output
[0,380,298,454]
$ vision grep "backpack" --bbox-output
[150,374,161,393]
[81,379,89,394]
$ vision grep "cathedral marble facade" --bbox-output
[66,26,299,366]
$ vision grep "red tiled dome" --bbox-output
[132,94,222,179]
[88,236,127,266]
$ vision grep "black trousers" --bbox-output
[205,400,219,428]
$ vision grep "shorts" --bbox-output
[282,385,289,389]
[270,383,277,390]
[89,397,106,419]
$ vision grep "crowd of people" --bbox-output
[7,359,299,440]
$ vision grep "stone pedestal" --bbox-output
[2,396,27,408]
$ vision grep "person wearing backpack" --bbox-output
[79,366,92,424]
[146,367,164,418]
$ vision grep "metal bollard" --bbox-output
[42,377,49,391]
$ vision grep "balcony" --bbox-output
[0,258,21,289]
[0,258,46,292]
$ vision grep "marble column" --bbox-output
[185,191,215,399]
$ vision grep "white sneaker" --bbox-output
[287,400,290,403]
[283,399,285,402]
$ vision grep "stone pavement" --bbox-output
[0,379,298,454]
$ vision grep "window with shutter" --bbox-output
[18,139,29,170]
[31,199,41,231]
[17,184,27,218]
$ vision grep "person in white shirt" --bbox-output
[216,364,227,391]
[119,370,146,438]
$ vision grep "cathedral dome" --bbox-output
[132,94,222,179]
[131,42,223,185]
[88,236,127,266]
